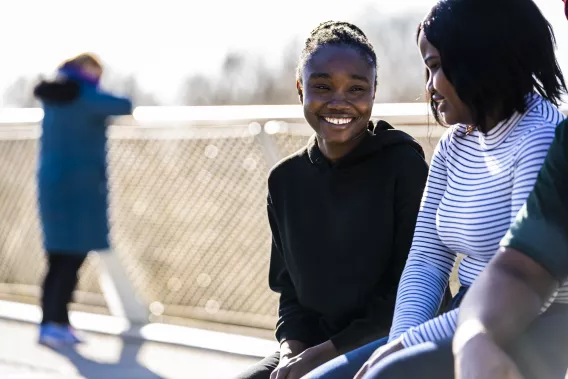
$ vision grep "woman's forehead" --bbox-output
[306,45,374,71]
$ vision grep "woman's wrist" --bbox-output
[280,340,308,359]
[318,340,339,360]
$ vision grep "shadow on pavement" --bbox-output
[48,342,164,379]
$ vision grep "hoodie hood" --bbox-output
[307,120,425,169]
[34,66,99,105]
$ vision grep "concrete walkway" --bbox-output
[0,318,260,379]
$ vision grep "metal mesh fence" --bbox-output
[0,120,439,330]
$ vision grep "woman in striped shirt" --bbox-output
[305,0,568,378]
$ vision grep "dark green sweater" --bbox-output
[267,122,429,354]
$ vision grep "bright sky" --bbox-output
[1,0,567,104]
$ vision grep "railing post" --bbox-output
[96,250,149,325]
[256,125,282,169]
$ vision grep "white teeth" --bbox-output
[324,117,354,125]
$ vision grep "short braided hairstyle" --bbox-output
[296,21,377,85]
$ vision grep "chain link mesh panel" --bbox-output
[0,121,439,330]
[107,126,277,328]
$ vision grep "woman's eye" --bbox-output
[351,86,364,92]
[429,62,440,70]
[313,84,329,90]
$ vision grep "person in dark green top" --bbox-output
[454,118,568,379]
[500,121,568,279]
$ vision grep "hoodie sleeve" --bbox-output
[268,192,325,346]
[85,91,133,117]
[329,145,429,353]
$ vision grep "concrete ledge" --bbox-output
[0,300,277,358]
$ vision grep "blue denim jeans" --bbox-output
[303,286,467,379]
[303,337,389,379]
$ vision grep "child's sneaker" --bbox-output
[39,323,84,347]
[38,323,67,348]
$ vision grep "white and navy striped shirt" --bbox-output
[389,93,568,347]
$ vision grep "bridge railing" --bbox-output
[0,103,461,330]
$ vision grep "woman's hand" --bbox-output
[270,340,338,379]
[353,338,405,379]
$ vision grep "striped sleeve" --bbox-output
[509,125,557,223]
[399,124,559,347]
[388,130,457,342]
[402,309,459,346]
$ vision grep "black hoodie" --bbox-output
[267,121,428,354]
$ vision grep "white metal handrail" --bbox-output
[0,103,433,125]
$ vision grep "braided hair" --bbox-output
[296,21,378,86]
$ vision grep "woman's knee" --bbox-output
[304,337,388,379]
[362,341,454,379]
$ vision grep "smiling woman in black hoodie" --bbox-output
[235,21,431,379]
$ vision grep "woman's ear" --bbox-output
[296,81,304,104]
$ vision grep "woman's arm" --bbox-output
[388,131,457,342]
[267,193,324,349]
[85,91,133,117]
